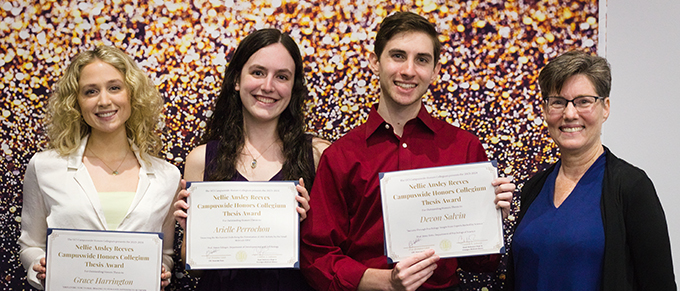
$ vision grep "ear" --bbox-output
[234,77,240,91]
[430,62,442,83]
[541,100,549,121]
[602,97,610,121]
[368,52,380,74]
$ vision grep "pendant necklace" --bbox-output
[244,140,277,169]
[88,148,129,175]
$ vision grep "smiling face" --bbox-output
[543,74,610,156]
[369,31,441,111]
[235,42,295,124]
[77,60,131,137]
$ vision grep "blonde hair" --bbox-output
[47,45,163,162]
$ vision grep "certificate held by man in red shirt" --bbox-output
[379,161,505,263]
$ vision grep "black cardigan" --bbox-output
[507,147,676,290]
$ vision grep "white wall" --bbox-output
[601,0,680,281]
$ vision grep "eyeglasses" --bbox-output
[543,95,606,113]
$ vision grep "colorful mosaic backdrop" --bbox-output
[1,0,598,290]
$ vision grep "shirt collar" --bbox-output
[364,103,436,140]
[67,135,153,174]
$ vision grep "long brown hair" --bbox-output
[202,28,315,190]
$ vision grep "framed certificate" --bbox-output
[45,228,163,291]
[379,161,504,263]
[185,181,300,270]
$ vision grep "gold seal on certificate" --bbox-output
[45,228,163,291]
[185,181,300,269]
[379,161,504,262]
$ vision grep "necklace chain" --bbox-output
[243,140,277,169]
[87,148,129,175]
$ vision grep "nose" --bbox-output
[400,59,416,77]
[97,91,112,107]
[563,101,579,119]
[261,75,274,93]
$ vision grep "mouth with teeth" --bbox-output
[96,111,117,118]
[560,126,584,133]
[255,96,277,104]
[395,81,417,89]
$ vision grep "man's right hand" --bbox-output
[358,249,440,291]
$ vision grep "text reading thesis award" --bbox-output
[185,181,300,269]
[45,228,163,291]
[379,161,504,262]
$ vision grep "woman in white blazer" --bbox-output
[18,45,180,290]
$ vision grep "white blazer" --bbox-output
[18,136,181,289]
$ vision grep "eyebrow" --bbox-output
[79,79,125,90]
[387,48,433,60]
[548,94,600,99]
[248,64,293,75]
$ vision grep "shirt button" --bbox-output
[402,143,408,148]
[385,124,390,129]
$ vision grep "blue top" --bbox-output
[512,154,606,291]
[195,140,315,291]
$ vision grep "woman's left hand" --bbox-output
[295,178,311,221]
[492,177,515,219]
[173,180,189,229]
[160,266,171,290]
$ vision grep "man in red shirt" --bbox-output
[300,11,515,291]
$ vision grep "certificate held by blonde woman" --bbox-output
[45,229,162,291]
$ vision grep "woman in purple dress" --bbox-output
[173,28,330,290]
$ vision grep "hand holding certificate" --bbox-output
[380,161,504,262]
[185,181,299,270]
[45,229,163,291]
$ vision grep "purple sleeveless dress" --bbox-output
[196,139,315,291]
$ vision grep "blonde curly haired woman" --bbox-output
[18,45,180,290]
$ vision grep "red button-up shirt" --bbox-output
[301,104,500,290]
